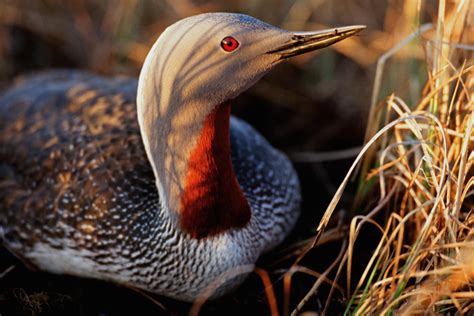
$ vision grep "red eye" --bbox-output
[220,36,239,52]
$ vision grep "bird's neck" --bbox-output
[179,103,251,238]
[137,76,250,238]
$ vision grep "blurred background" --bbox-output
[0,0,443,315]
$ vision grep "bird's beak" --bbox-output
[267,25,366,59]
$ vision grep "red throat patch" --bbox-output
[179,103,251,238]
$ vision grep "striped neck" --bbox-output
[137,78,251,238]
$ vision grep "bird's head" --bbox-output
[141,12,365,111]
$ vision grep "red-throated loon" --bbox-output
[0,13,364,301]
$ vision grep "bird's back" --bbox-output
[0,70,159,257]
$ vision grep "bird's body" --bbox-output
[0,70,299,300]
[0,13,363,300]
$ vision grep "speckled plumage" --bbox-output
[0,70,300,300]
[0,12,363,301]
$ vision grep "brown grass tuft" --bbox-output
[302,0,474,314]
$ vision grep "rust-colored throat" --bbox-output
[179,103,251,238]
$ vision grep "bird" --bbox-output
[0,13,364,301]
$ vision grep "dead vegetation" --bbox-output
[288,1,474,315]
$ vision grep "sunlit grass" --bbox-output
[302,1,474,314]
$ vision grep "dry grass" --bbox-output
[289,0,474,315]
